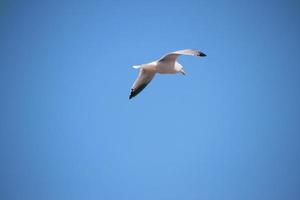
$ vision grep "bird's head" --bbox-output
[179,68,186,75]
[175,63,186,75]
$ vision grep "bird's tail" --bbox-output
[132,65,141,69]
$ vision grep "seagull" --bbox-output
[129,49,206,99]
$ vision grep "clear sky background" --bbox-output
[1,0,300,200]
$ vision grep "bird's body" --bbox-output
[157,61,183,74]
[129,49,206,99]
[137,61,183,74]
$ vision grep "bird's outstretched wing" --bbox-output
[158,49,206,64]
[129,68,156,99]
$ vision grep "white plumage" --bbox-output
[129,49,206,99]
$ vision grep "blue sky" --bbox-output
[0,0,300,199]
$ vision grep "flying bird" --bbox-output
[129,49,206,99]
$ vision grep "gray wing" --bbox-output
[158,49,206,64]
[129,68,156,99]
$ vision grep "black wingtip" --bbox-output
[129,89,134,100]
[199,52,207,57]
[128,83,149,100]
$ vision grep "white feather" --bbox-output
[132,65,141,69]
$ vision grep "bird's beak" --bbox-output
[180,69,186,75]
